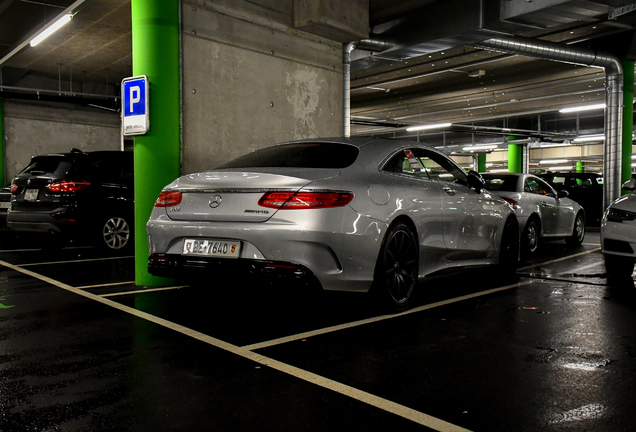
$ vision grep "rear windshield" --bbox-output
[483,175,518,192]
[19,156,74,178]
[217,143,359,169]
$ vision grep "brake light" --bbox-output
[258,191,353,209]
[46,180,90,193]
[10,182,18,193]
[155,191,182,207]
[504,198,518,210]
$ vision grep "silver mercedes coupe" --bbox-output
[147,138,519,310]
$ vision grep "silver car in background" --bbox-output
[601,179,636,279]
[482,173,585,256]
[147,138,519,310]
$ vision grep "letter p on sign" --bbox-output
[129,86,141,113]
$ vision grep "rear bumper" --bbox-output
[148,254,321,287]
[7,210,80,236]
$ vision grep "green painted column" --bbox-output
[0,98,4,186]
[477,153,487,173]
[576,161,585,173]
[508,136,523,173]
[622,60,634,194]
[131,0,181,286]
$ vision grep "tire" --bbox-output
[522,218,540,257]
[565,212,585,247]
[604,254,634,280]
[498,217,519,280]
[100,214,133,252]
[373,222,419,311]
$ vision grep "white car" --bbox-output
[601,179,636,278]
[482,173,585,256]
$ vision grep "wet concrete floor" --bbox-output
[1,231,635,431]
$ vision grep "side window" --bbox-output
[524,178,551,195]
[412,148,468,183]
[382,149,430,179]
[92,158,123,185]
[551,176,566,187]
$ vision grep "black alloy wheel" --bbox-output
[101,215,132,251]
[498,217,520,279]
[565,212,585,247]
[522,219,540,256]
[375,222,418,311]
[604,254,635,280]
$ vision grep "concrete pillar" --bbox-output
[131,0,181,286]
[508,138,523,173]
[478,153,487,173]
[0,99,4,186]
[622,60,634,193]
[576,161,585,173]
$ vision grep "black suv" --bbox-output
[8,149,134,251]
[539,172,603,226]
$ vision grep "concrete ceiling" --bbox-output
[0,0,634,158]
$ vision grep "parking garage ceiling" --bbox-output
[0,0,635,150]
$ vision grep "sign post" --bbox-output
[122,75,149,136]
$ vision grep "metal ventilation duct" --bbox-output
[501,0,609,28]
[474,35,624,209]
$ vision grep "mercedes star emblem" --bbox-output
[209,195,222,208]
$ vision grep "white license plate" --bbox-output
[0,202,9,209]
[182,239,241,258]
[24,189,39,201]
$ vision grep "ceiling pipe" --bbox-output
[474,35,623,209]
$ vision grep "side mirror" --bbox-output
[467,170,485,192]
[557,189,569,199]
[623,179,636,191]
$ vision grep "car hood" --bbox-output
[608,193,636,212]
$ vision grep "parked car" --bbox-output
[147,138,520,310]
[8,149,133,251]
[482,173,585,257]
[0,184,10,229]
[539,172,603,225]
[601,179,636,279]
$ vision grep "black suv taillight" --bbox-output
[46,180,90,193]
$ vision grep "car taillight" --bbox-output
[46,180,90,193]
[504,198,518,210]
[155,191,182,207]
[258,191,353,209]
[10,182,18,193]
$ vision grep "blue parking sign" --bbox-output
[122,75,149,135]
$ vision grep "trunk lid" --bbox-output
[164,169,340,222]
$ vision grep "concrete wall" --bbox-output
[181,0,344,174]
[3,100,121,182]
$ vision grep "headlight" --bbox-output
[606,208,636,223]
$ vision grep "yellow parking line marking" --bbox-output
[0,258,471,432]
[243,279,536,351]
[518,247,601,271]
[561,261,604,275]
[101,286,188,297]
[76,281,135,289]
[19,255,134,267]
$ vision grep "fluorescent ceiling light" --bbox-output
[463,144,498,151]
[539,159,569,164]
[490,169,509,173]
[30,14,73,47]
[406,122,452,132]
[559,103,606,113]
[573,135,605,143]
[538,142,570,148]
[547,166,573,171]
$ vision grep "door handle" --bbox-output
[541,202,549,207]
[443,186,456,196]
